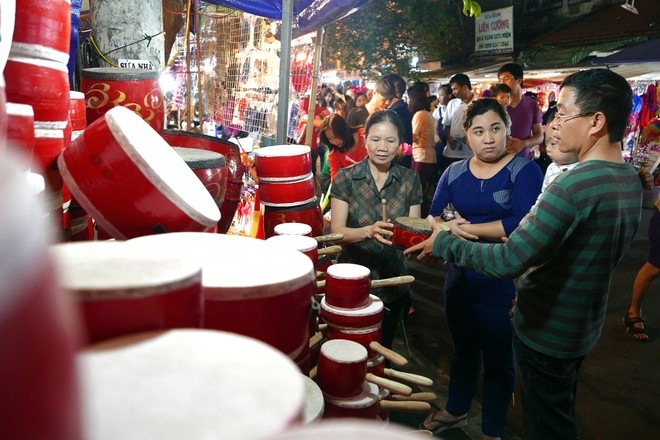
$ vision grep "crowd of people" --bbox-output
[290,65,655,440]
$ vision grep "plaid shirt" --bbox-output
[332,159,423,302]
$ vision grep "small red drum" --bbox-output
[4,56,70,126]
[317,339,368,399]
[5,103,35,167]
[267,234,319,264]
[58,106,221,239]
[267,419,425,439]
[274,221,313,237]
[81,68,164,132]
[326,325,383,358]
[0,149,82,440]
[392,216,432,248]
[260,173,316,206]
[52,241,204,344]
[301,374,325,424]
[78,329,304,440]
[264,197,323,238]
[33,127,64,172]
[321,294,384,329]
[323,382,380,420]
[325,263,371,309]
[68,91,87,131]
[255,144,312,181]
[161,130,245,183]
[173,146,228,209]
[127,233,316,361]
[11,0,71,64]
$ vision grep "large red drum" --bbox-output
[52,241,204,344]
[5,103,35,167]
[33,127,64,173]
[259,173,315,206]
[4,56,70,126]
[81,68,164,132]
[68,91,87,132]
[1,149,82,440]
[255,144,312,181]
[264,197,323,238]
[11,0,71,64]
[127,233,316,362]
[58,106,220,239]
[173,147,228,209]
[78,330,304,440]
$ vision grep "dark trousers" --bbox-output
[412,160,437,217]
[381,293,408,350]
[444,263,515,437]
[513,332,586,440]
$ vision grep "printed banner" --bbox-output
[475,6,514,55]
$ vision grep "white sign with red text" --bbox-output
[475,6,514,55]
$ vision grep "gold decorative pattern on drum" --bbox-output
[85,82,162,122]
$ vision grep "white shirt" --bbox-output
[442,98,472,159]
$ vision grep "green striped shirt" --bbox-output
[433,161,642,358]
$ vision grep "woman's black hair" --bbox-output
[318,114,356,153]
[463,98,511,134]
[364,109,405,143]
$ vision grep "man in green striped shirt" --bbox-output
[406,69,642,440]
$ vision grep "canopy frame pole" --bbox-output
[276,0,294,144]
[303,27,324,148]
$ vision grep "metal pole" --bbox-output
[195,4,204,132]
[303,27,324,147]
[276,0,294,144]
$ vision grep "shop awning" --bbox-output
[592,39,660,64]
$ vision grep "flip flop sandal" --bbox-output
[419,411,468,434]
[624,313,649,342]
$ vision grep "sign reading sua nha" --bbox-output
[118,59,157,70]
[475,6,514,55]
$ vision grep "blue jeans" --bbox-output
[443,263,516,437]
[513,332,586,440]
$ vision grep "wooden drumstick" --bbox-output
[315,280,325,290]
[384,369,434,387]
[317,245,342,256]
[369,341,408,367]
[369,275,415,288]
[381,199,388,222]
[309,331,324,349]
[390,392,437,402]
[314,232,344,242]
[365,373,412,396]
[379,400,431,412]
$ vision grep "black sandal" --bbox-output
[624,313,649,342]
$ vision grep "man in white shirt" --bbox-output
[441,73,474,172]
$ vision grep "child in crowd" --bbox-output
[491,83,512,108]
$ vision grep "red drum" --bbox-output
[323,382,380,420]
[367,355,386,377]
[68,91,87,131]
[264,197,323,238]
[392,216,432,248]
[5,103,35,167]
[11,0,71,64]
[267,419,424,439]
[301,374,325,424]
[81,68,164,132]
[127,233,316,360]
[173,147,228,209]
[79,329,304,440]
[0,76,6,151]
[255,144,312,181]
[259,173,315,206]
[0,150,82,440]
[326,325,383,358]
[58,106,220,239]
[320,294,384,329]
[267,234,319,264]
[317,339,368,399]
[52,241,204,344]
[217,198,239,234]
[324,263,371,309]
[33,128,64,174]
[4,56,69,126]
[274,221,313,236]
[161,130,245,183]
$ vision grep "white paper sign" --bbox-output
[475,6,514,55]
[118,58,156,70]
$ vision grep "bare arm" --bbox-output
[508,122,544,153]
[330,197,394,245]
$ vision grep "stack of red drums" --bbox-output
[255,145,323,238]
[3,0,72,240]
[320,264,387,377]
[162,130,244,234]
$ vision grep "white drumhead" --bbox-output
[301,374,324,424]
[274,222,312,236]
[51,241,203,299]
[127,233,315,299]
[320,339,367,363]
[321,294,383,317]
[79,329,304,440]
[105,107,220,226]
[254,144,310,158]
[327,263,370,280]
[5,102,34,117]
[324,382,379,409]
[267,234,317,253]
[266,419,421,439]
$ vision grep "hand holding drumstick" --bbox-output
[370,199,393,245]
